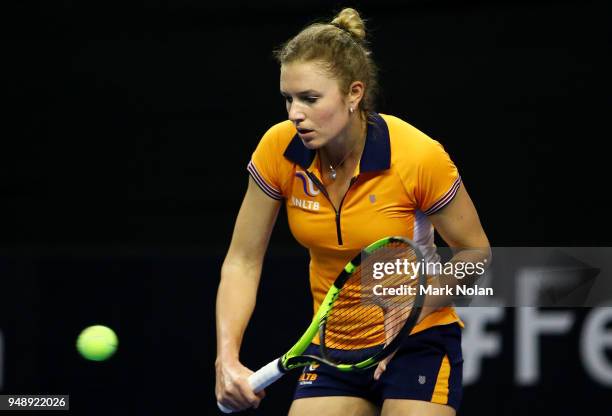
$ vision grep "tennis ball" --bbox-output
[76,325,118,361]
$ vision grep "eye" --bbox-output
[283,96,293,104]
[304,96,318,104]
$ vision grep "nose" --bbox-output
[287,102,305,124]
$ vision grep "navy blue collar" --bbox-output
[283,112,391,173]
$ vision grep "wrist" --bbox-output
[216,335,241,363]
[216,343,240,361]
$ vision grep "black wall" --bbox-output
[4,1,610,414]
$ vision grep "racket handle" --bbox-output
[249,358,284,392]
[216,358,284,413]
[217,402,233,414]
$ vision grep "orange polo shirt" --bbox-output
[248,113,463,348]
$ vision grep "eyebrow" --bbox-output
[280,90,320,96]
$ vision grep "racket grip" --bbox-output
[216,358,284,413]
[249,358,284,392]
[217,402,233,414]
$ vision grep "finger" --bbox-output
[236,379,262,409]
[218,395,241,413]
[216,388,239,413]
[219,380,255,411]
[374,361,387,380]
[251,388,266,409]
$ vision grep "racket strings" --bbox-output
[324,298,417,355]
[325,276,418,335]
[322,297,417,364]
[325,287,418,349]
[323,284,381,350]
[322,242,423,359]
[328,251,420,323]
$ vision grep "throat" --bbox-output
[323,119,367,182]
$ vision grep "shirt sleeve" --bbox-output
[247,124,285,200]
[416,139,461,215]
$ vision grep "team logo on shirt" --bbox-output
[295,171,320,197]
[291,196,320,211]
[292,170,320,211]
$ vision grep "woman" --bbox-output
[216,8,490,416]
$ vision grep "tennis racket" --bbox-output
[217,236,427,413]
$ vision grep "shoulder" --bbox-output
[257,120,297,151]
[379,113,449,167]
[249,120,298,196]
[380,113,442,153]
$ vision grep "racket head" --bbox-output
[320,236,426,370]
[279,236,427,373]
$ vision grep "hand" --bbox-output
[373,349,397,380]
[372,304,406,380]
[215,357,266,412]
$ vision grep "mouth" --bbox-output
[297,128,314,136]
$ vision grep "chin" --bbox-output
[300,136,326,150]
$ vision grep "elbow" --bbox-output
[484,246,492,267]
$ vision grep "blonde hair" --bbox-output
[274,8,379,116]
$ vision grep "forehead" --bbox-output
[280,61,339,93]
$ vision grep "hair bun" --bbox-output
[330,8,366,41]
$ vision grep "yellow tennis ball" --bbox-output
[76,325,118,361]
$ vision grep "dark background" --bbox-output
[3,0,610,414]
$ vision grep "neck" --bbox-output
[322,114,367,168]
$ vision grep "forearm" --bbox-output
[216,259,262,361]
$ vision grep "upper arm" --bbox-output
[224,176,282,270]
[428,182,490,251]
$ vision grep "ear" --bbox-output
[347,81,365,109]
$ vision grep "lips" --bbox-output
[297,128,314,135]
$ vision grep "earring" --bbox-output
[349,107,354,114]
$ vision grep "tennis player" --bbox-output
[216,8,490,415]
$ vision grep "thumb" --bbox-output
[374,348,399,381]
[373,360,387,381]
